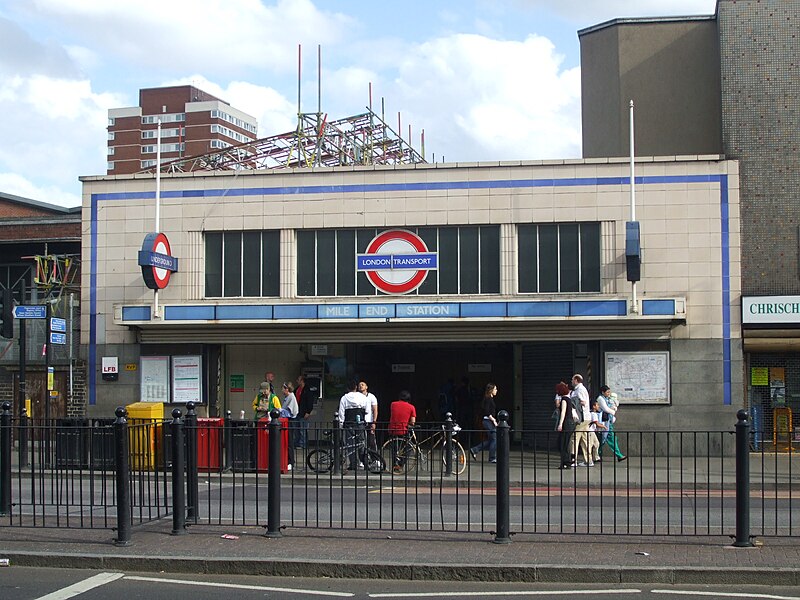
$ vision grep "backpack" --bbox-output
[571,395,584,423]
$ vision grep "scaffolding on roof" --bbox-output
[141,107,426,175]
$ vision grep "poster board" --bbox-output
[604,351,670,404]
[140,356,170,403]
[172,355,203,404]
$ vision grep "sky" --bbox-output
[0,0,718,208]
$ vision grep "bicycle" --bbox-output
[306,423,385,474]
[381,422,467,476]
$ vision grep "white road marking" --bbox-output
[369,589,642,598]
[124,575,354,596]
[34,572,124,600]
[653,591,800,600]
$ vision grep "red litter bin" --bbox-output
[256,417,289,473]
[197,418,223,472]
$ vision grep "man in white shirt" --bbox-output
[359,381,379,451]
[570,373,592,466]
[338,380,368,469]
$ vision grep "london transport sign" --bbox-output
[356,229,438,294]
[138,232,178,290]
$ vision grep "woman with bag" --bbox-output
[555,383,577,470]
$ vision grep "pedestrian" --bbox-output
[579,398,606,466]
[252,381,280,421]
[295,374,314,449]
[359,380,379,452]
[280,382,299,469]
[263,371,276,394]
[570,374,591,466]
[469,383,498,463]
[338,380,368,470]
[555,390,576,469]
[597,386,627,462]
[387,390,417,470]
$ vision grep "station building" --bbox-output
[80,156,741,434]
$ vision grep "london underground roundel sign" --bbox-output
[356,229,438,294]
[138,232,179,290]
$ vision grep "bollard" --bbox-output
[0,402,11,517]
[170,408,187,536]
[113,407,131,546]
[734,409,753,547]
[444,412,454,476]
[224,410,232,472]
[266,409,283,538]
[332,414,342,476]
[494,410,511,544]
[185,402,198,523]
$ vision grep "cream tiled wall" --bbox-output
[81,157,740,346]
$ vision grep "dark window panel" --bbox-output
[296,231,316,296]
[242,232,261,296]
[205,232,222,297]
[538,224,559,293]
[580,223,601,292]
[559,223,579,293]
[438,227,459,294]
[223,232,242,297]
[518,225,537,293]
[262,231,280,297]
[316,230,336,296]
[459,226,479,294]
[479,226,500,293]
[417,227,438,295]
[336,230,356,296]
[357,229,376,295]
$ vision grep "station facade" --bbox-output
[80,156,741,433]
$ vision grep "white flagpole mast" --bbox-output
[629,100,638,314]
[154,119,162,319]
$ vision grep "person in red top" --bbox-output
[388,390,416,436]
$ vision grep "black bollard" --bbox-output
[224,410,232,472]
[266,409,283,538]
[444,412,454,476]
[19,407,28,469]
[494,410,511,544]
[0,402,11,516]
[332,414,342,476]
[733,409,753,547]
[170,408,187,536]
[113,407,131,546]
[185,402,198,523]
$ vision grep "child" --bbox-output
[579,398,607,466]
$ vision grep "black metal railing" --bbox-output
[0,405,795,545]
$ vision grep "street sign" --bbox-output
[50,332,67,345]
[13,305,46,319]
[50,317,67,332]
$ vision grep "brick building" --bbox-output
[107,85,259,175]
[0,192,84,418]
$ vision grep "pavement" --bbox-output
[1,518,800,586]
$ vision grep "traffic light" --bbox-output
[625,221,641,283]
[0,288,13,339]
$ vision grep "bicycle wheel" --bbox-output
[364,449,386,474]
[381,438,418,475]
[306,449,334,473]
[439,441,467,475]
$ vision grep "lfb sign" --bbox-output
[357,229,438,294]
[138,232,178,290]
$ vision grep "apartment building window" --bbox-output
[297,226,500,297]
[142,143,185,154]
[517,222,601,293]
[142,113,185,124]
[108,132,115,141]
[107,161,115,170]
[140,160,156,168]
[204,231,280,297]
[107,147,115,156]
[108,118,115,126]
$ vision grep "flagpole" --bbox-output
[154,120,162,319]
[629,100,638,314]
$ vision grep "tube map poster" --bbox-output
[604,351,670,404]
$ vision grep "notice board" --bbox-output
[604,351,670,404]
[140,356,170,403]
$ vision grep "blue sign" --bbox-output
[356,253,438,271]
[317,304,358,319]
[50,317,67,332]
[396,303,460,318]
[13,305,46,319]
[50,332,67,345]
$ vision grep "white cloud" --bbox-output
[25,0,354,77]
[0,173,80,208]
[358,33,582,162]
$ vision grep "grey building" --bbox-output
[579,0,800,441]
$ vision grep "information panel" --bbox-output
[140,356,170,403]
[172,355,202,404]
[604,351,670,405]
